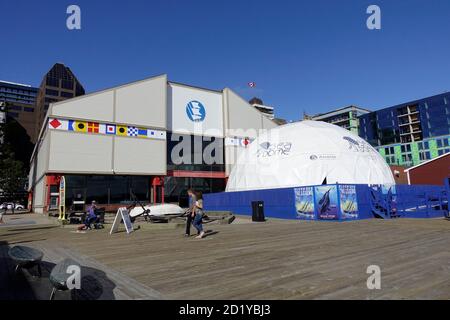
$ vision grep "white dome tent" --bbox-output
[226,121,395,192]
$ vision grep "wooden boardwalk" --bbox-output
[2,216,450,299]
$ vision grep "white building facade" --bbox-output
[28,75,277,213]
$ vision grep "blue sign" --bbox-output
[186,101,206,122]
[314,185,339,220]
[294,187,315,220]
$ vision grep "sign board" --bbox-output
[294,186,315,220]
[58,176,66,221]
[167,83,224,137]
[339,185,359,220]
[110,208,134,234]
[314,185,339,220]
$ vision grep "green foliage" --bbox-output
[0,147,26,201]
[0,112,29,202]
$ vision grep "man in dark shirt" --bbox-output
[184,189,196,237]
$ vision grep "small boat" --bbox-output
[129,203,185,219]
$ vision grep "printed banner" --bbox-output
[294,186,315,219]
[339,185,358,219]
[314,185,339,220]
[48,118,166,141]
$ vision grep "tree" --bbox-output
[0,102,29,202]
[0,146,26,202]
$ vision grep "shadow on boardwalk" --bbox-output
[0,240,117,300]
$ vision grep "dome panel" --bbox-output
[226,121,395,192]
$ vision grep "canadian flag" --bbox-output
[241,138,251,147]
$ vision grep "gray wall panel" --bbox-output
[48,131,113,174]
[115,75,167,128]
[113,137,166,175]
[51,90,114,122]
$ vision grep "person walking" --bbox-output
[184,189,197,237]
[192,191,205,239]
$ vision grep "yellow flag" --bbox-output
[74,121,87,132]
[117,125,127,136]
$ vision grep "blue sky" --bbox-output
[1,0,450,121]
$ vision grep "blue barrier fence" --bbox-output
[204,183,449,221]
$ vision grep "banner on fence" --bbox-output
[339,185,358,219]
[294,186,315,219]
[314,185,339,220]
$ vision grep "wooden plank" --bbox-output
[1,217,450,299]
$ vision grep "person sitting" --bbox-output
[77,200,98,232]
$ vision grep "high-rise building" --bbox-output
[308,105,371,134]
[249,97,275,120]
[0,80,39,142]
[358,92,450,167]
[35,63,85,138]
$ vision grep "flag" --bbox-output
[159,131,167,140]
[74,121,87,132]
[241,138,251,147]
[138,128,148,138]
[87,122,99,133]
[48,118,69,130]
[105,124,116,135]
[49,118,61,129]
[99,124,106,134]
[117,125,127,136]
[248,82,256,88]
[127,126,138,137]
[149,130,166,140]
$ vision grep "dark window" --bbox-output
[163,177,226,206]
[8,105,22,111]
[46,77,59,87]
[60,91,73,98]
[167,133,225,172]
[46,89,59,96]
[65,175,151,205]
[61,80,74,90]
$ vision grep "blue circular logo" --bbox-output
[186,101,206,122]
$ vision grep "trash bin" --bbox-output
[251,201,265,222]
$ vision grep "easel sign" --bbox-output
[110,208,134,235]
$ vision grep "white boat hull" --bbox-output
[129,203,185,218]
